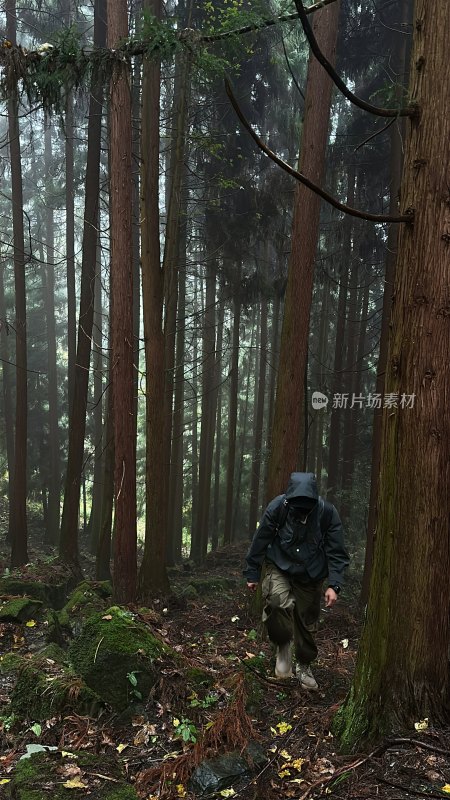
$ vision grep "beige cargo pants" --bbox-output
[261,563,323,665]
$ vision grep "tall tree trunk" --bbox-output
[194,259,217,560]
[233,309,256,538]
[7,0,28,567]
[189,275,199,559]
[167,178,188,563]
[248,294,268,533]
[95,354,114,582]
[265,1,340,501]
[223,274,241,544]
[0,265,14,543]
[361,0,410,604]
[138,0,170,598]
[59,0,106,571]
[164,49,191,564]
[211,292,225,550]
[89,239,104,555]
[108,0,137,604]
[326,164,355,501]
[65,0,76,423]
[335,0,450,746]
[44,121,61,546]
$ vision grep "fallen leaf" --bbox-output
[231,616,239,623]
[61,752,76,758]
[63,778,88,789]
[340,638,349,649]
[0,779,11,785]
[116,743,128,754]
[414,718,429,731]
[176,785,187,797]
[220,790,236,797]
[289,778,305,785]
[441,786,450,794]
[276,722,292,735]
[291,758,306,771]
[101,614,113,621]
[278,769,291,778]
[25,620,36,627]
[279,750,291,760]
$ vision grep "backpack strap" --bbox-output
[275,496,289,533]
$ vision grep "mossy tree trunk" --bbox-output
[335,0,450,749]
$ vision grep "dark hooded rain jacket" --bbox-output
[243,472,349,587]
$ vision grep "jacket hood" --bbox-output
[285,472,319,504]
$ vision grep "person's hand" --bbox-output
[247,582,258,592]
[324,587,338,607]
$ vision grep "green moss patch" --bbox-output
[8,750,138,800]
[68,606,170,710]
[57,580,112,629]
[0,596,43,623]
[0,576,72,610]
[10,661,102,721]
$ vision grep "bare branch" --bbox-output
[225,78,414,225]
[293,0,416,118]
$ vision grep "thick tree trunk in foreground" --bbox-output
[265,1,340,501]
[59,0,106,570]
[7,0,28,567]
[108,0,137,604]
[335,1,450,748]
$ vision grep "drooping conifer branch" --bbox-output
[225,78,414,225]
[202,0,338,42]
[293,0,416,118]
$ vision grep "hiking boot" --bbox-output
[296,663,318,691]
[275,642,293,678]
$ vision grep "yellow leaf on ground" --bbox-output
[278,769,291,778]
[441,786,450,794]
[291,758,306,771]
[414,718,429,731]
[279,750,291,760]
[289,778,305,785]
[25,620,36,627]
[276,722,292,735]
[101,614,113,620]
[116,744,128,754]
[61,752,76,758]
[0,779,11,785]
[63,778,88,789]
[176,784,187,797]
[220,790,236,797]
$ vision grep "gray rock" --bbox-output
[189,742,267,795]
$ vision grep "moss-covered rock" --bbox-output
[0,651,25,675]
[0,596,43,623]
[57,580,112,630]
[0,576,72,610]
[7,750,139,800]
[10,661,102,720]
[68,606,170,710]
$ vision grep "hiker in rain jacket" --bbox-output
[244,472,349,690]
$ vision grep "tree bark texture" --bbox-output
[265,1,340,502]
[138,0,170,598]
[223,274,242,544]
[108,0,137,604]
[7,0,28,567]
[59,0,106,570]
[336,1,450,747]
[44,122,61,546]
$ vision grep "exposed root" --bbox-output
[136,671,259,798]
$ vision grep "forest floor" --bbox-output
[1,538,450,800]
